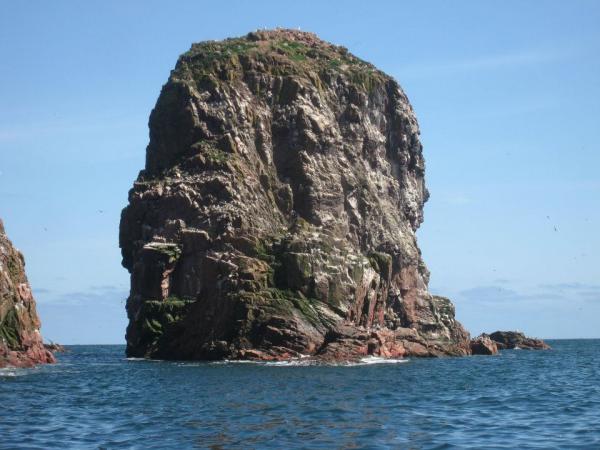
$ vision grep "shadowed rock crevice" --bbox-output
[120,29,471,361]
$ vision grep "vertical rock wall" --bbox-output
[120,30,471,361]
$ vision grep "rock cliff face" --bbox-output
[0,219,55,368]
[120,30,471,361]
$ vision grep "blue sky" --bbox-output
[1,1,599,343]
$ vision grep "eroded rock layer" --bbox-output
[120,30,471,361]
[0,219,55,368]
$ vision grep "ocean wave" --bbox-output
[125,357,166,362]
[0,367,32,377]
[208,356,410,367]
[350,356,410,366]
[264,359,316,367]
[126,355,410,367]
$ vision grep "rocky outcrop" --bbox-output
[489,331,550,350]
[0,219,55,368]
[119,29,471,361]
[44,342,66,353]
[470,334,498,355]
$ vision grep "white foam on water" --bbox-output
[0,367,32,377]
[209,359,260,365]
[125,357,166,362]
[159,356,410,367]
[263,356,410,367]
[350,356,409,366]
[264,359,315,367]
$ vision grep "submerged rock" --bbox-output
[119,29,471,361]
[470,334,499,355]
[489,331,550,350]
[0,219,55,368]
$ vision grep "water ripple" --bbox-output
[1,341,599,448]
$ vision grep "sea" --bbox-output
[1,340,599,449]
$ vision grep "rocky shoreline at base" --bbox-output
[470,331,551,355]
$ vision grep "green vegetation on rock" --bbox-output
[6,256,21,281]
[368,251,392,277]
[266,287,327,328]
[177,31,387,96]
[144,243,181,263]
[271,39,310,62]
[0,308,20,349]
[138,297,194,350]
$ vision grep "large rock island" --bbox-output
[120,29,472,361]
[0,219,55,368]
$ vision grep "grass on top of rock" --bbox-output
[271,39,310,62]
[177,33,388,95]
[186,38,258,65]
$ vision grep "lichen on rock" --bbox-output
[119,29,471,361]
[0,219,55,368]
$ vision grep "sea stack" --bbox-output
[0,219,55,368]
[119,29,471,361]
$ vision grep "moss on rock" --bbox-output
[368,251,392,278]
[0,308,20,349]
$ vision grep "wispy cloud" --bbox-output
[89,284,125,292]
[580,291,600,303]
[397,48,571,78]
[438,193,472,206]
[0,115,144,142]
[37,285,128,306]
[458,281,600,305]
[32,287,52,295]
[538,282,600,292]
[537,283,600,304]
[459,285,564,304]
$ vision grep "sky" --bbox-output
[1,1,599,344]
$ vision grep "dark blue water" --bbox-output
[1,340,599,449]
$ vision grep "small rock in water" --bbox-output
[488,331,550,350]
[470,334,499,355]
